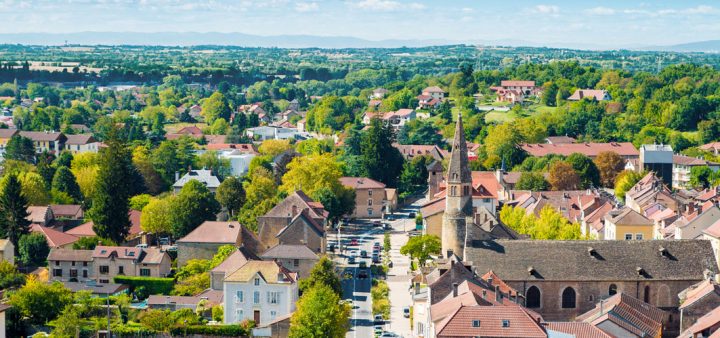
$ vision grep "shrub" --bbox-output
[113,276,174,295]
[169,324,252,336]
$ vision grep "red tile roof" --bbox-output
[421,197,446,218]
[680,305,720,337]
[521,142,638,158]
[93,246,142,260]
[568,89,610,101]
[68,210,142,238]
[435,306,546,338]
[577,293,665,338]
[31,224,78,248]
[680,279,720,310]
[340,177,386,189]
[177,221,245,244]
[543,322,612,338]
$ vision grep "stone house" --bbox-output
[703,219,720,268]
[259,244,319,279]
[464,239,718,325]
[223,261,298,326]
[92,246,171,283]
[675,206,720,239]
[257,191,327,251]
[275,210,326,254]
[176,221,261,266]
[0,239,13,265]
[340,177,387,219]
[48,248,94,282]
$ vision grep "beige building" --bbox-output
[18,131,66,154]
[603,207,654,241]
[210,248,258,291]
[64,134,101,154]
[48,248,94,282]
[0,239,13,265]
[340,177,387,219]
[0,304,9,338]
[257,191,328,251]
[92,246,171,283]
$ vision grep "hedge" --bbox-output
[169,324,251,336]
[113,276,174,295]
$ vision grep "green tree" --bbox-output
[299,256,342,296]
[690,166,714,189]
[312,186,355,226]
[0,173,30,253]
[72,236,116,250]
[9,276,73,325]
[141,197,175,235]
[18,232,49,266]
[542,81,558,106]
[196,150,232,180]
[87,128,137,244]
[216,176,246,217]
[290,284,350,338]
[280,153,344,197]
[360,118,404,187]
[615,171,644,201]
[399,235,441,267]
[237,171,277,231]
[0,260,25,289]
[18,172,50,205]
[51,165,83,203]
[129,193,153,211]
[515,172,549,191]
[202,91,232,124]
[49,305,82,337]
[566,153,601,189]
[5,135,35,163]
[398,155,432,197]
[484,123,526,168]
[170,180,220,238]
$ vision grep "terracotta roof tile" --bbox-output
[47,248,93,261]
[435,306,546,338]
[542,322,612,338]
[521,142,638,158]
[177,221,244,244]
[681,305,720,337]
[224,260,296,284]
[31,224,78,247]
[260,244,318,260]
[340,177,386,189]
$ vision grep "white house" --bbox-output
[0,304,9,338]
[173,169,221,194]
[422,86,445,100]
[245,126,309,141]
[219,150,256,176]
[65,134,101,154]
[223,261,298,326]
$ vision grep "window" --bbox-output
[254,291,260,304]
[99,279,109,284]
[624,233,633,241]
[72,261,76,266]
[270,311,277,320]
[450,186,457,196]
[118,266,124,275]
[635,233,643,240]
[526,286,541,308]
[236,291,244,302]
[609,284,618,296]
[417,323,424,335]
[561,287,576,309]
[83,262,88,267]
[82,270,88,278]
[463,186,469,196]
[368,199,373,206]
[267,292,281,304]
[254,278,260,286]
[644,286,650,303]
[70,269,78,278]
[368,190,373,197]
[472,320,480,327]
[140,268,151,276]
[502,320,510,328]
[99,265,109,274]
[483,198,491,203]
[368,208,374,216]
[236,309,243,320]
[293,259,299,268]
[55,261,60,266]
[53,269,63,277]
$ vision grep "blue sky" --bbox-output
[1,0,719,46]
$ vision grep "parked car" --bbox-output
[374,326,383,336]
[135,244,148,248]
[408,212,416,218]
[403,307,410,318]
[373,220,382,227]
[348,256,356,264]
[380,332,400,338]
[361,250,368,258]
[359,261,367,269]
[350,238,358,246]
[374,314,384,324]
[372,254,380,264]
[358,269,368,279]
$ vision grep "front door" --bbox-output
[254,310,260,323]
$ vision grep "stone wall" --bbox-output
[177,242,226,267]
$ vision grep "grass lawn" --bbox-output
[164,122,208,133]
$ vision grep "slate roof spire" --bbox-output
[447,113,471,184]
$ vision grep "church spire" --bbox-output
[447,113,471,184]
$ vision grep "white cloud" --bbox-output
[461,7,473,13]
[295,2,318,12]
[533,5,559,15]
[349,0,424,11]
[586,6,616,15]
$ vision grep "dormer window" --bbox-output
[472,320,480,327]
[502,320,510,328]
[254,278,260,286]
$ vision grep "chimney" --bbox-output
[579,91,584,99]
[452,283,458,297]
[447,250,454,259]
[487,277,493,285]
[175,171,180,181]
[495,285,502,304]
[482,290,487,299]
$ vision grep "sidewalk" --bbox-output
[385,217,412,337]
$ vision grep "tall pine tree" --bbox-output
[360,118,404,187]
[87,128,135,243]
[0,173,30,254]
[51,166,83,203]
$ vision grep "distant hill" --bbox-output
[640,40,720,53]
[0,31,458,48]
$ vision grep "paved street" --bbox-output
[334,199,421,338]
